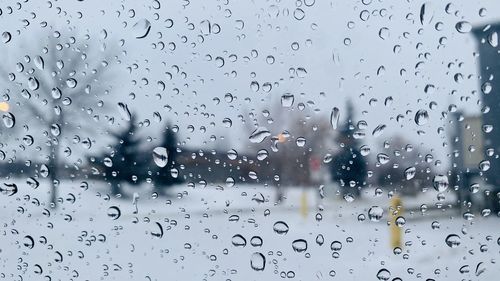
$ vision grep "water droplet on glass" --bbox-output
[419,2,434,25]
[330,241,342,251]
[445,234,461,248]
[296,137,306,147]
[281,94,294,107]
[34,56,44,70]
[250,252,265,271]
[395,216,406,227]
[2,112,15,128]
[28,77,39,90]
[0,183,17,196]
[133,19,151,39]
[432,175,449,192]
[488,31,498,47]
[250,236,263,247]
[249,127,271,143]
[482,82,492,94]
[368,206,384,222]
[231,234,247,247]
[330,107,340,130]
[455,21,472,33]
[479,160,490,172]
[316,234,324,246]
[227,149,238,160]
[404,166,416,180]
[376,268,391,281]
[293,8,305,20]
[377,153,390,165]
[117,102,132,121]
[415,109,429,126]
[152,147,168,167]
[2,32,11,43]
[291,239,308,253]
[257,149,268,161]
[66,78,77,88]
[23,235,34,249]
[107,206,121,220]
[273,221,289,235]
[372,124,386,137]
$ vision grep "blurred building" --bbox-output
[472,24,500,185]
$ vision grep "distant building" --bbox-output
[472,24,500,185]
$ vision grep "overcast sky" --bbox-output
[1,0,500,168]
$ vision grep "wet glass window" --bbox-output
[0,0,499,280]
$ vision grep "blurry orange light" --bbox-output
[278,133,286,143]
[0,102,9,112]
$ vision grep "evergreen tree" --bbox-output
[154,123,181,193]
[104,115,142,196]
[330,100,367,198]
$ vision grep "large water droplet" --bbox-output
[330,107,340,130]
[376,268,391,281]
[1,32,11,43]
[152,147,168,167]
[419,2,434,25]
[415,109,429,126]
[479,160,490,172]
[368,206,384,222]
[66,78,77,88]
[455,21,472,33]
[107,206,121,220]
[372,124,386,137]
[404,166,416,180]
[249,127,271,143]
[377,153,390,165]
[250,236,263,247]
[281,94,294,107]
[316,234,324,246]
[250,252,266,271]
[117,102,132,121]
[291,239,307,253]
[23,235,35,249]
[28,77,39,90]
[432,175,449,192]
[34,56,44,70]
[231,234,247,247]
[445,234,461,248]
[0,183,18,196]
[227,149,238,160]
[330,241,342,251]
[2,112,15,128]
[256,149,268,161]
[273,221,289,234]
[133,19,151,39]
[488,31,498,47]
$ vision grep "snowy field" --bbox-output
[0,179,499,281]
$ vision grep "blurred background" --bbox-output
[0,0,499,280]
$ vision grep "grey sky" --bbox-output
[1,0,500,169]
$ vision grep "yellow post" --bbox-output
[300,190,308,218]
[389,195,403,249]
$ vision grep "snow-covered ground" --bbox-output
[0,179,499,280]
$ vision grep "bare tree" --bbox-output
[0,27,117,208]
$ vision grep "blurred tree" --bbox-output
[330,100,367,198]
[0,27,117,207]
[102,114,142,196]
[153,123,181,194]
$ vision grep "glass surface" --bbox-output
[0,0,499,280]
